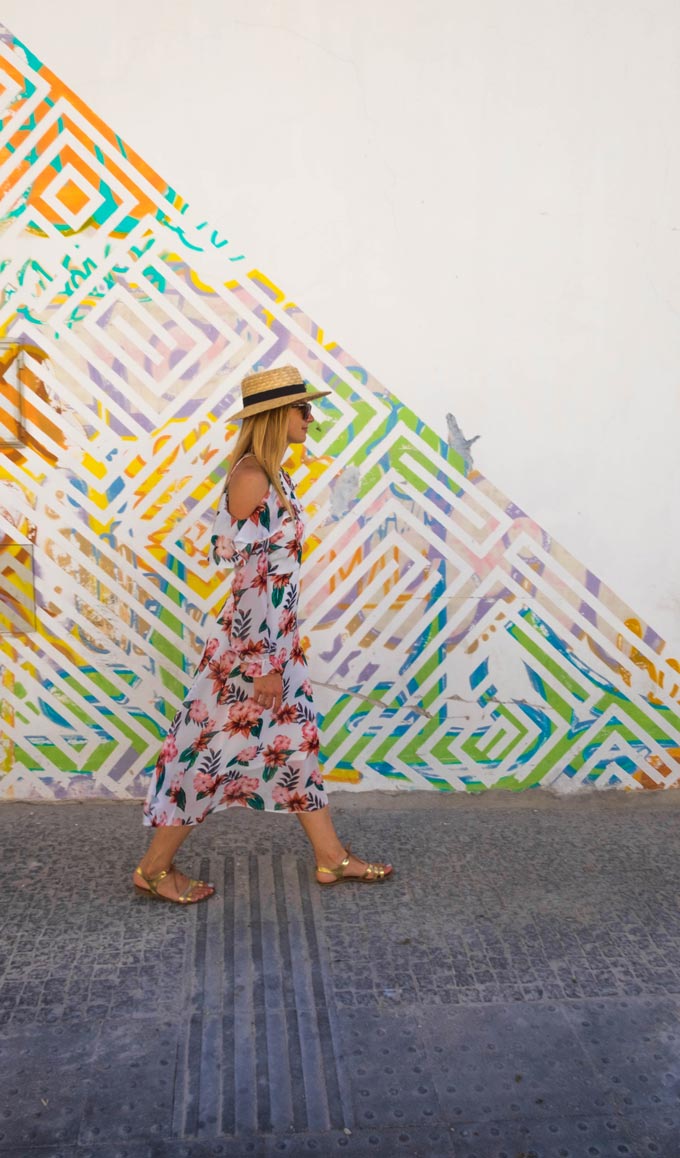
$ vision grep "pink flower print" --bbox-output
[188,700,209,724]
[193,770,218,796]
[189,728,214,755]
[242,659,266,679]
[197,637,220,671]
[278,608,296,636]
[271,573,290,596]
[214,534,237,561]
[239,639,268,667]
[290,636,305,664]
[231,569,246,594]
[285,792,310,812]
[285,535,300,561]
[236,745,259,762]
[223,699,262,738]
[252,554,268,594]
[262,734,293,769]
[209,651,240,698]
[268,648,287,673]
[272,785,310,811]
[159,736,178,762]
[301,679,313,697]
[273,734,293,753]
[168,777,182,803]
[309,765,324,787]
[300,721,320,757]
[218,608,234,633]
[230,775,259,795]
[274,702,297,725]
[220,776,260,806]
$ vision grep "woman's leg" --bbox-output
[296,805,392,883]
[132,826,214,900]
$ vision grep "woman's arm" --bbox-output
[226,461,297,683]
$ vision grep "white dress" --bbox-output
[142,457,328,825]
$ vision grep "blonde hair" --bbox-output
[226,405,295,518]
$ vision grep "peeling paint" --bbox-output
[446,412,480,474]
[329,465,361,518]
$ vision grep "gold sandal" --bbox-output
[315,843,391,886]
[133,865,214,904]
[169,861,213,889]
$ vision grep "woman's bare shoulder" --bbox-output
[227,457,271,519]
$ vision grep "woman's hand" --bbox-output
[252,672,283,713]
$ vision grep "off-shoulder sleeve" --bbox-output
[210,480,302,680]
[255,502,302,677]
[210,483,271,568]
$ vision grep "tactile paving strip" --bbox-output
[171,853,351,1140]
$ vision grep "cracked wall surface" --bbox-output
[0,25,679,799]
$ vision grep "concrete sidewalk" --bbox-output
[2,789,680,1157]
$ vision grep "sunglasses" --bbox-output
[290,401,313,421]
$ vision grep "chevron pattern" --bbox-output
[0,25,679,799]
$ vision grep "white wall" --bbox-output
[5,0,678,644]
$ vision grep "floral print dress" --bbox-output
[143,456,328,825]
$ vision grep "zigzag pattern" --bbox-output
[0,26,678,798]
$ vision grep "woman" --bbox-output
[132,365,393,903]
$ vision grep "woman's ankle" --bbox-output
[314,843,347,868]
[139,856,172,876]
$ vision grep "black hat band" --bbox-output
[241,381,306,409]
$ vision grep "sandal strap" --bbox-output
[137,863,211,891]
[177,876,202,904]
[136,864,208,903]
[169,860,210,887]
[316,848,351,878]
[315,845,389,883]
[135,865,169,896]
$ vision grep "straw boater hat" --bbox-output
[230,365,331,421]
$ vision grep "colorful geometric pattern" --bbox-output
[1,25,679,799]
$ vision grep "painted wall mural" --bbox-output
[1,25,679,800]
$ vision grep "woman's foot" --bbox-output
[132,863,215,903]
[314,844,393,886]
